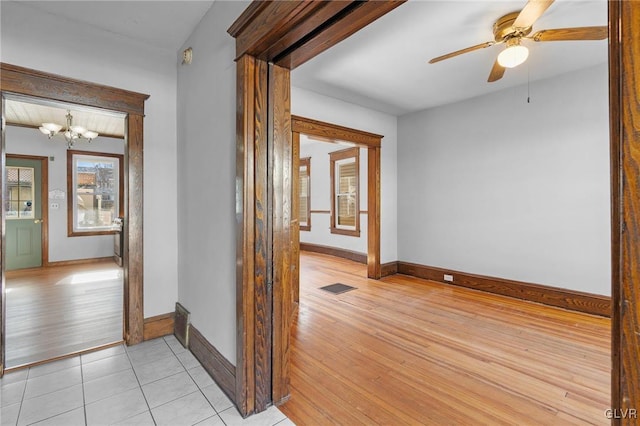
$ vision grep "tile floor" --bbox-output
[1,335,294,426]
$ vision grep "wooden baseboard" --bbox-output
[300,242,367,264]
[397,261,611,317]
[189,324,236,403]
[380,261,398,277]
[143,313,175,341]
[46,257,116,267]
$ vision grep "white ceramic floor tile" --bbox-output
[23,366,82,400]
[0,369,28,385]
[201,383,234,413]
[195,414,226,426]
[151,391,216,426]
[82,353,132,382]
[133,353,185,385]
[164,335,187,355]
[275,418,296,426]
[188,366,215,389]
[127,342,174,367]
[81,344,126,364]
[141,371,198,408]
[111,410,156,426]
[219,406,287,426]
[1,379,26,407]
[31,407,85,426]
[125,338,166,353]
[83,368,139,404]
[85,387,148,425]
[17,384,84,426]
[1,402,20,426]
[28,357,80,379]
[176,350,200,370]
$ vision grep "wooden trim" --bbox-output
[397,262,611,317]
[46,257,114,268]
[235,54,270,417]
[300,243,366,265]
[123,114,144,345]
[367,147,381,279]
[6,154,49,267]
[143,313,175,341]
[380,261,398,278]
[66,150,124,238]
[189,324,236,405]
[292,116,383,148]
[1,64,147,358]
[0,63,148,115]
[612,0,640,420]
[330,147,360,237]
[270,64,292,405]
[299,157,311,232]
[310,209,330,214]
[292,133,300,305]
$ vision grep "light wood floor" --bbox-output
[279,252,611,425]
[5,260,123,368]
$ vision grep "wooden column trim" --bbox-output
[611,0,640,421]
[367,147,381,279]
[270,64,292,405]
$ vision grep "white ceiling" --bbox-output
[8,0,214,52]
[4,1,607,122]
[292,0,608,116]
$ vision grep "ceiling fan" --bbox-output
[428,0,607,82]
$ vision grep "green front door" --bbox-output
[5,157,43,270]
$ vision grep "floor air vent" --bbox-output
[174,302,191,348]
[319,283,357,294]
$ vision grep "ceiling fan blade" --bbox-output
[513,0,554,29]
[488,59,505,83]
[429,41,494,64]
[531,26,608,42]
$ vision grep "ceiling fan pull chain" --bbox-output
[527,62,531,103]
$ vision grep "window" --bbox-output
[330,147,359,237]
[5,167,34,220]
[67,150,123,236]
[299,157,311,231]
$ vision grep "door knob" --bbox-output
[34,219,44,224]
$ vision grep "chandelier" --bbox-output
[39,110,99,149]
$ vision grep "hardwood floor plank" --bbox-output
[279,252,611,425]
[5,260,123,368]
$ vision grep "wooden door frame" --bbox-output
[292,115,383,287]
[5,154,49,268]
[230,0,639,421]
[0,63,149,375]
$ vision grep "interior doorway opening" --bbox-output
[1,63,148,376]
[2,95,126,369]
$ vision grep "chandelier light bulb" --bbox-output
[39,110,99,148]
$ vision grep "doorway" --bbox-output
[228,0,640,419]
[0,63,148,375]
[291,116,383,305]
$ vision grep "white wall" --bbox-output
[1,1,179,317]
[6,126,124,261]
[299,138,368,254]
[291,87,398,263]
[176,0,249,365]
[397,63,611,295]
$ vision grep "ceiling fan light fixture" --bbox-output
[497,39,529,68]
